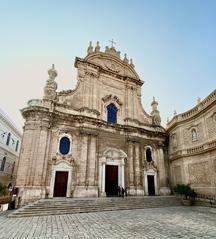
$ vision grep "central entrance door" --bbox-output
[53,171,68,197]
[147,175,155,195]
[105,165,118,196]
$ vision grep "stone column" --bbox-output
[134,143,140,186]
[158,148,170,195]
[101,163,106,196]
[128,141,134,186]
[121,159,125,189]
[135,143,144,195]
[88,135,96,186]
[78,134,88,186]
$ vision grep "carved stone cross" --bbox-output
[109,39,116,48]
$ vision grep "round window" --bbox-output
[59,137,70,155]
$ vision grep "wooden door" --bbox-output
[53,171,68,197]
[105,165,118,196]
[147,175,155,196]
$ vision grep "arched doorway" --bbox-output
[99,148,127,197]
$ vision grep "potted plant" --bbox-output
[0,183,11,205]
[173,184,197,206]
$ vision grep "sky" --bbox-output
[1,0,216,131]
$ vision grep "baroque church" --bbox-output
[15,42,216,205]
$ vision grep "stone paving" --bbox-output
[0,206,216,239]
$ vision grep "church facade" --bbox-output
[16,42,170,205]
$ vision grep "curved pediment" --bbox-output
[85,52,140,81]
[101,147,127,159]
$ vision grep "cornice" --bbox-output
[21,105,167,139]
[167,89,216,131]
[169,138,216,161]
[0,109,22,137]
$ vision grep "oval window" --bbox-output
[59,137,70,155]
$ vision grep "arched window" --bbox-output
[1,157,6,171]
[146,148,152,162]
[107,103,118,124]
[6,133,11,146]
[191,129,197,141]
[59,137,70,155]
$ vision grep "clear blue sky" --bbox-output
[1,0,216,129]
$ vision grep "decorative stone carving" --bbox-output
[207,113,216,138]
[95,41,100,52]
[105,62,121,73]
[87,41,93,54]
[188,162,210,185]
[102,94,123,106]
[151,97,161,125]
[43,64,58,101]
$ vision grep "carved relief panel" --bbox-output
[188,162,211,185]
[206,113,216,139]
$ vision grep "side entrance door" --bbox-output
[147,175,155,196]
[105,165,118,196]
[53,171,68,197]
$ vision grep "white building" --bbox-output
[0,108,22,186]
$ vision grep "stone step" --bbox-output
[8,196,181,218]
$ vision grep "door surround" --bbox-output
[53,171,68,197]
[49,160,72,198]
[99,148,127,196]
[144,169,158,195]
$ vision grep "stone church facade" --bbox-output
[16,42,170,205]
[15,42,216,205]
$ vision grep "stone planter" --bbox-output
[0,196,11,204]
[181,199,193,206]
[0,203,9,211]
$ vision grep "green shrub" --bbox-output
[173,184,197,200]
[0,182,8,196]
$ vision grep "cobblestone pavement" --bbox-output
[0,206,216,239]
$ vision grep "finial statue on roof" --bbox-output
[95,41,100,52]
[197,97,201,104]
[123,53,129,63]
[44,64,58,101]
[174,110,177,116]
[151,97,161,125]
[87,41,93,54]
[48,64,57,80]
[130,59,134,68]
